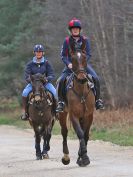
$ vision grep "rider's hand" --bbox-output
[27,76,31,83]
[68,63,72,69]
[42,76,48,83]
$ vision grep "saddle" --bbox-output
[65,74,95,93]
[61,73,95,104]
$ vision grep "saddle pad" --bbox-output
[65,74,74,92]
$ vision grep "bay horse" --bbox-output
[58,42,95,166]
[28,73,55,160]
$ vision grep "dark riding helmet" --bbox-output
[33,44,44,52]
[68,18,82,30]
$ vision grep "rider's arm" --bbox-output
[60,39,71,66]
[45,61,55,82]
[85,39,92,63]
[24,61,32,83]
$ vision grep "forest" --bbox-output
[0,0,133,108]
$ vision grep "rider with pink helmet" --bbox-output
[56,18,104,112]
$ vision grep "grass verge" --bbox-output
[91,127,133,146]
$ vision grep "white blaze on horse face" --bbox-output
[77,52,81,59]
[77,52,82,67]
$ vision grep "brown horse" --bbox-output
[28,73,55,160]
[58,46,95,166]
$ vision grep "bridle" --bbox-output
[69,52,91,104]
[70,68,88,84]
[70,50,88,84]
[29,78,47,107]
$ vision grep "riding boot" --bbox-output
[56,79,65,113]
[20,96,29,120]
[93,78,104,110]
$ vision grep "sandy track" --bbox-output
[0,125,132,177]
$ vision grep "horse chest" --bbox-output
[38,111,44,117]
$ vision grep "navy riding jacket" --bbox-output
[61,35,91,67]
[24,56,55,83]
[60,35,99,80]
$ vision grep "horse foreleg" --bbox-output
[34,126,42,160]
[59,112,70,165]
[42,132,51,159]
[85,128,93,146]
[71,116,90,167]
[35,134,42,160]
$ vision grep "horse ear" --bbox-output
[42,73,46,77]
[81,39,87,57]
[81,37,86,51]
[69,37,75,54]
[42,74,46,80]
[82,50,86,55]
[70,50,75,57]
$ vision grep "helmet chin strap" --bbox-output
[72,34,80,37]
[35,55,43,60]
[37,57,42,59]
[70,28,81,37]
[34,52,44,59]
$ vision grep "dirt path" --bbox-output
[0,125,132,177]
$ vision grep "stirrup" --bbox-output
[95,99,105,110]
[20,113,29,121]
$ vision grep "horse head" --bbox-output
[71,50,88,83]
[30,73,46,102]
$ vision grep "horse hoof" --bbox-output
[62,157,70,165]
[77,155,90,167]
[77,157,84,166]
[36,155,42,160]
[76,157,80,164]
[82,154,90,166]
[42,153,49,159]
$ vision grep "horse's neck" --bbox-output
[73,79,88,94]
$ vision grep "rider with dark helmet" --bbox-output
[21,44,56,120]
[56,18,104,112]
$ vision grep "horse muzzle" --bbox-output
[76,69,87,83]
[77,72,86,79]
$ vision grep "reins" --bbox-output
[69,69,91,104]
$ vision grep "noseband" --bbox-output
[71,69,88,84]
